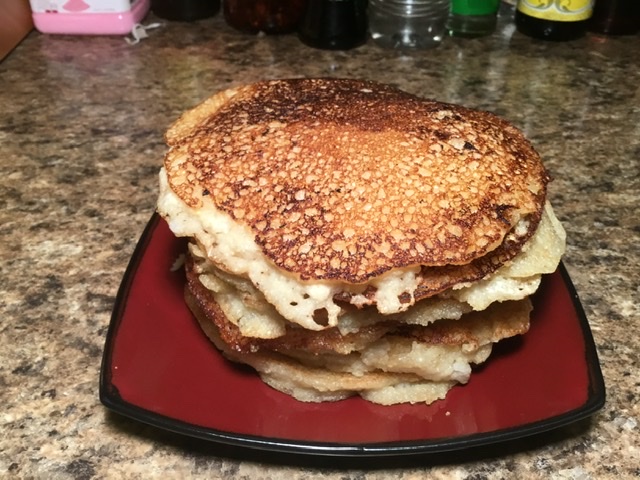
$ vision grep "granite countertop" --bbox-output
[1,6,638,479]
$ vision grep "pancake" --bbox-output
[158,79,554,330]
[184,199,565,349]
[157,78,566,405]
[186,277,531,405]
[164,78,547,278]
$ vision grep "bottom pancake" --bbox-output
[186,288,456,404]
[185,273,532,405]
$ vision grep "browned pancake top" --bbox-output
[165,78,548,283]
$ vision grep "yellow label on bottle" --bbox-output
[517,0,594,22]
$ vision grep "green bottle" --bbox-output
[447,0,501,37]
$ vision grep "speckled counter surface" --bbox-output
[1,7,638,479]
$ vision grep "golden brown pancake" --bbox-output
[164,78,548,286]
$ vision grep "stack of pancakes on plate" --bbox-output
[157,78,565,405]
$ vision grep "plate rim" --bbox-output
[99,213,606,458]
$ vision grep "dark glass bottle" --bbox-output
[223,0,307,34]
[298,0,367,50]
[589,0,640,35]
[515,0,594,41]
[151,0,220,21]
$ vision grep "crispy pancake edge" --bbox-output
[184,253,530,354]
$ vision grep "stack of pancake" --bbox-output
[157,78,565,405]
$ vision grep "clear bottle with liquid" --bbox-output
[368,0,451,49]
